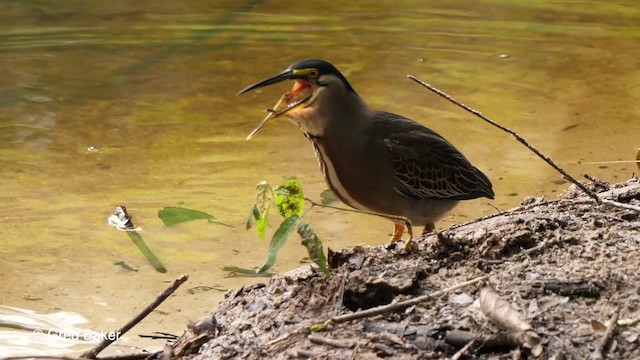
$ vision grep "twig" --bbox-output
[583,174,608,187]
[445,329,521,349]
[510,237,556,260]
[330,275,487,324]
[363,322,524,350]
[82,274,189,359]
[574,160,640,166]
[293,349,318,358]
[265,331,294,347]
[409,76,640,214]
[450,338,476,360]
[308,334,355,348]
[592,308,620,360]
[406,75,601,204]
[600,198,640,212]
[349,344,361,360]
[580,175,640,212]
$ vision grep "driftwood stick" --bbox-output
[406,75,601,204]
[591,309,620,360]
[82,274,189,359]
[330,275,487,324]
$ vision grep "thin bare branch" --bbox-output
[82,274,189,359]
[600,198,640,212]
[406,75,601,204]
[330,275,487,324]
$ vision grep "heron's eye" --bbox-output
[308,69,319,80]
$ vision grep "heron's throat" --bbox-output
[267,79,318,118]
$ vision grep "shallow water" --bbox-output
[1,0,638,355]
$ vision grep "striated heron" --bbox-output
[239,59,494,249]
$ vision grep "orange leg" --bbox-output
[391,223,405,243]
[403,227,414,251]
[392,220,416,251]
[402,222,423,251]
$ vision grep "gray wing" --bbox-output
[376,113,494,200]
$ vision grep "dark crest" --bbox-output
[288,59,355,93]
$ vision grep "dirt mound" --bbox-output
[186,178,640,359]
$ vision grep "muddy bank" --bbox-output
[183,178,639,359]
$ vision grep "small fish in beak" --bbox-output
[239,68,315,139]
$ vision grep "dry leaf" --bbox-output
[479,287,531,333]
[591,319,607,333]
[479,287,542,354]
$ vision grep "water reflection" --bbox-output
[0,0,638,356]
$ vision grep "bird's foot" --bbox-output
[391,218,416,253]
[401,237,419,252]
[389,220,416,252]
[399,223,437,252]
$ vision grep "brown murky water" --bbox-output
[1,0,638,355]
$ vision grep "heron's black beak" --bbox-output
[237,69,294,95]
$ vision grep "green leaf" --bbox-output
[158,206,214,227]
[255,180,273,215]
[310,320,331,332]
[126,231,167,273]
[252,181,274,241]
[256,207,269,241]
[618,318,635,327]
[297,220,331,275]
[274,180,305,218]
[258,215,300,273]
